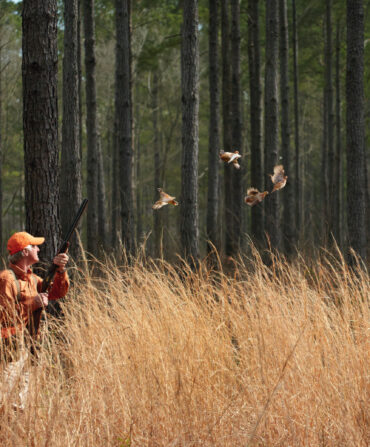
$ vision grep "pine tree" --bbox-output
[180,0,199,263]
[346,0,366,262]
[22,0,60,260]
[60,0,82,260]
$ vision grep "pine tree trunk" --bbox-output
[325,0,335,242]
[221,0,233,257]
[97,138,107,250]
[180,0,199,264]
[321,75,328,242]
[77,0,83,168]
[60,0,82,260]
[346,0,366,263]
[111,119,120,249]
[231,0,242,254]
[207,0,220,256]
[292,0,301,242]
[115,0,134,256]
[0,40,3,254]
[335,23,343,249]
[264,0,280,250]
[152,72,163,258]
[248,0,263,244]
[83,0,99,255]
[22,0,60,261]
[279,0,294,254]
[135,94,142,247]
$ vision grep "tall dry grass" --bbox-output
[0,251,368,446]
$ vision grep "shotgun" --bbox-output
[27,199,88,337]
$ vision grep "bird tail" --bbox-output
[169,200,178,206]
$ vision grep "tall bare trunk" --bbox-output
[325,0,335,243]
[111,119,120,249]
[221,0,233,257]
[0,39,3,254]
[231,0,242,253]
[83,0,99,255]
[115,0,134,256]
[292,0,301,242]
[61,0,82,260]
[334,22,343,249]
[248,0,263,244]
[264,0,280,250]
[22,0,60,261]
[180,0,199,264]
[207,0,220,256]
[346,0,366,263]
[279,0,294,254]
[152,72,163,258]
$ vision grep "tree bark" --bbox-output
[221,0,233,257]
[207,0,220,256]
[279,0,294,254]
[0,37,3,255]
[264,0,280,250]
[321,69,328,241]
[97,138,107,250]
[231,0,242,254]
[325,0,335,242]
[152,72,163,258]
[115,0,134,256]
[180,0,199,264]
[346,0,366,263]
[111,119,120,249]
[334,22,343,249]
[60,0,82,260]
[83,0,99,255]
[291,0,301,242]
[22,0,60,262]
[248,0,263,244]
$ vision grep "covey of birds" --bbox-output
[244,188,269,206]
[219,150,241,169]
[152,188,178,210]
[269,164,288,192]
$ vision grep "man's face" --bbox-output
[24,244,40,265]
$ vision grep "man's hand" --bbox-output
[34,292,49,309]
[53,253,69,272]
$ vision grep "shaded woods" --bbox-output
[0,0,367,266]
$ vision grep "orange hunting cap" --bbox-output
[7,231,45,255]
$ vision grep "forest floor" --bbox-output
[0,251,369,446]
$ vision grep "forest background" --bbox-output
[0,0,368,266]
[0,1,368,445]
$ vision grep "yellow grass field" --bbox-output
[0,251,369,446]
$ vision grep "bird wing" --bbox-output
[228,152,241,163]
[220,152,231,162]
[272,165,285,183]
[247,188,259,196]
[152,200,168,210]
[159,190,174,202]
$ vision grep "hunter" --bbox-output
[0,231,69,410]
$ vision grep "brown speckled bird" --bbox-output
[152,188,178,210]
[219,150,241,169]
[244,188,269,206]
[269,165,288,192]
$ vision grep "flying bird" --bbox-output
[152,188,178,210]
[219,150,241,169]
[269,165,288,192]
[244,188,269,206]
